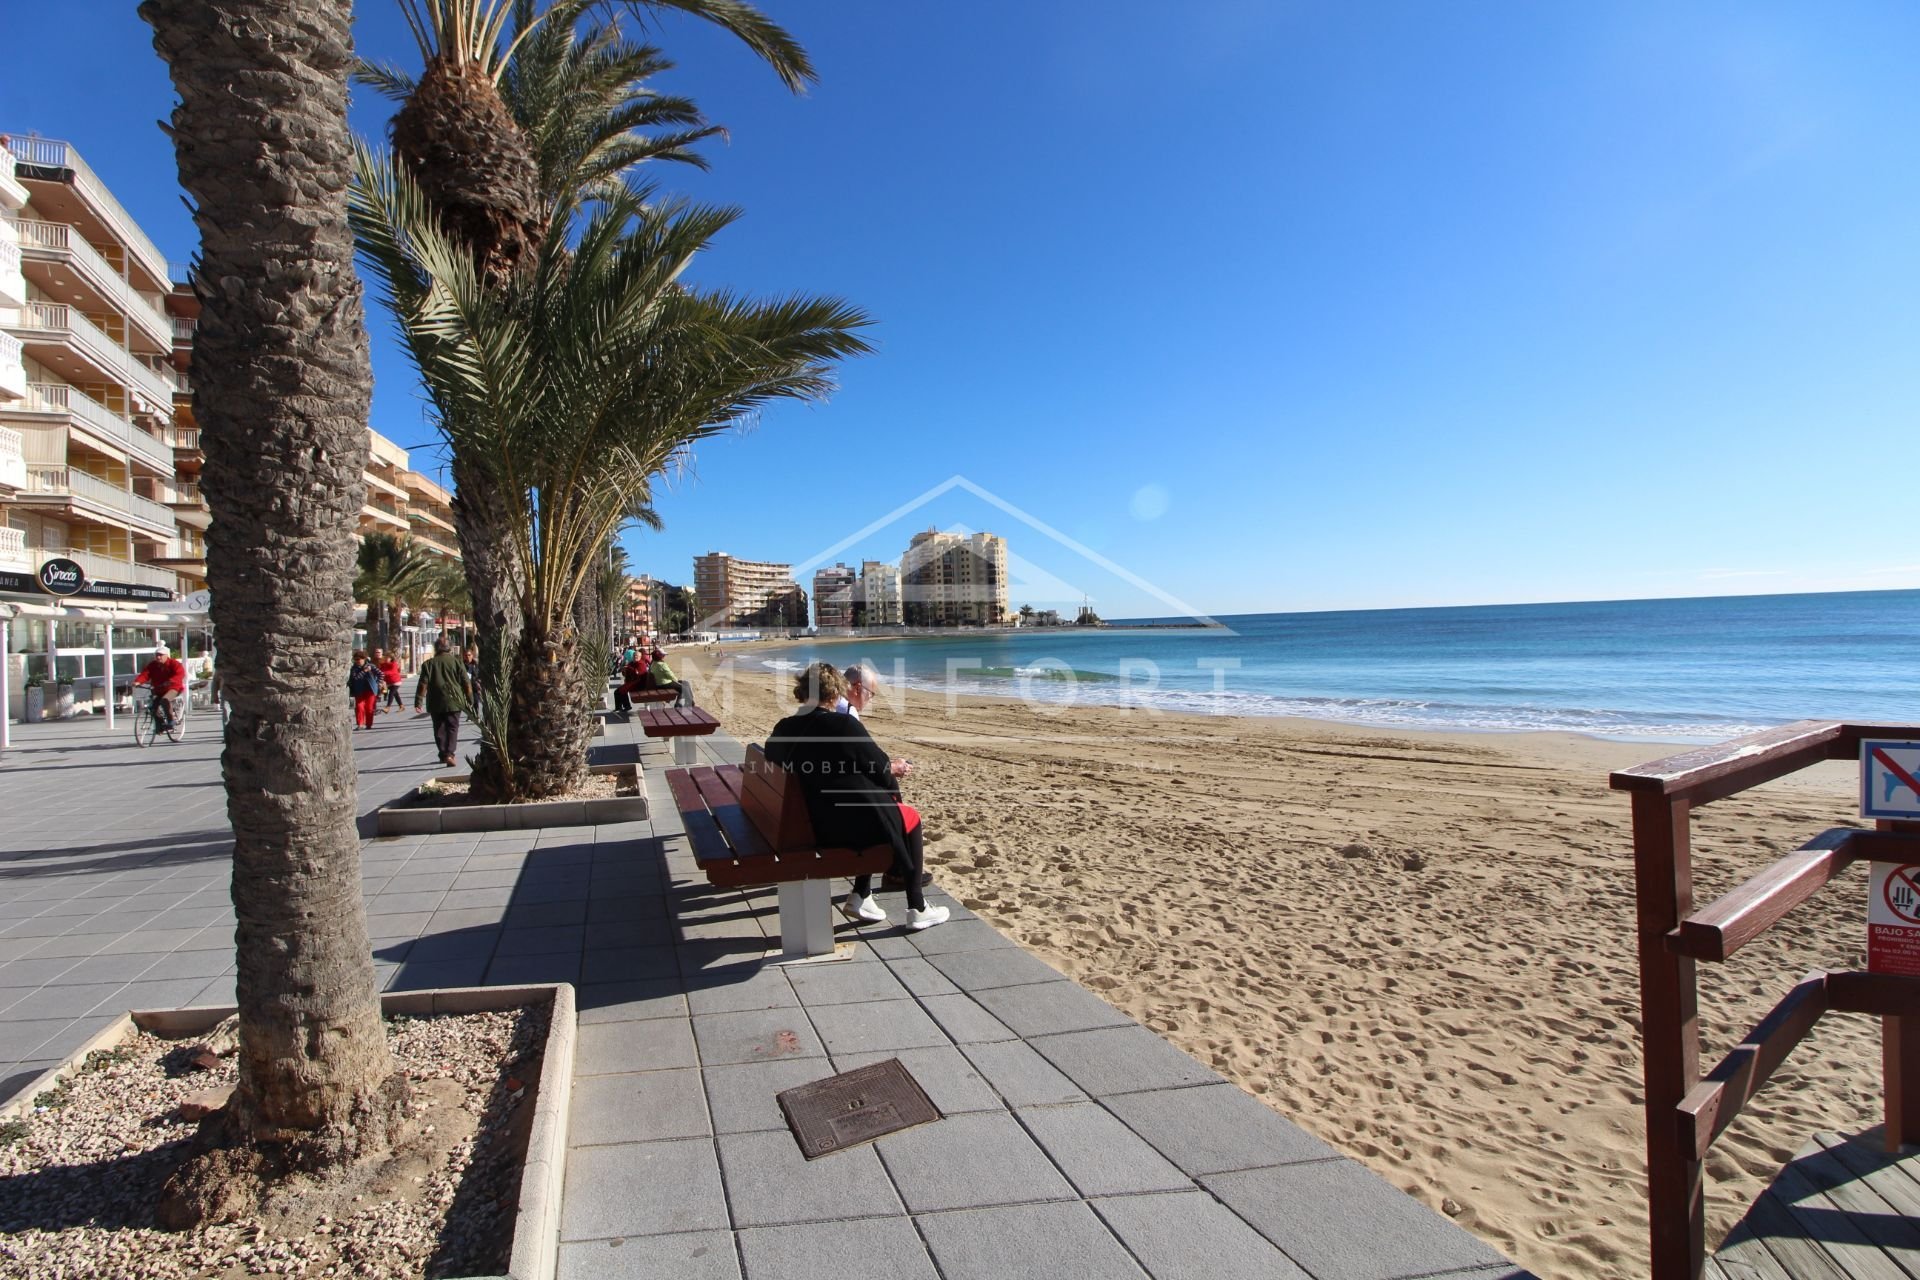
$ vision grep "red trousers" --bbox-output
[354,693,378,728]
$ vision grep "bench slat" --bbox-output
[666,767,742,869]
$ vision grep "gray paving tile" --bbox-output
[129,949,232,982]
[581,945,677,985]
[737,1215,936,1280]
[506,900,589,928]
[915,1201,1147,1280]
[388,959,489,991]
[571,1068,710,1144]
[441,886,514,910]
[784,962,908,1007]
[691,1008,825,1067]
[959,1040,1088,1108]
[806,1000,948,1056]
[918,993,1017,1044]
[559,1231,740,1280]
[903,918,1014,957]
[717,1129,903,1228]
[1092,1189,1310,1279]
[178,924,240,951]
[485,952,581,985]
[426,906,510,931]
[97,928,206,955]
[1029,1027,1222,1098]
[1017,1103,1193,1197]
[1105,1083,1337,1176]
[0,1019,81,1058]
[832,1047,1002,1116]
[878,1110,1074,1212]
[926,947,1065,991]
[685,969,796,1016]
[367,891,445,916]
[578,979,688,1025]
[973,980,1133,1038]
[577,1017,699,1076]
[1203,1160,1511,1280]
[108,977,232,1014]
[560,1139,728,1240]
[704,1058,837,1135]
[3,982,128,1019]
[882,955,960,997]
[386,872,460,895]
[496,925,586,956]
[585,898,670,932]
[0,957,79,985]
[24,932,122,959]
[405,929,500,962]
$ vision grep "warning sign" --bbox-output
[1862,740,1920,821]
[1868,862,1920,976]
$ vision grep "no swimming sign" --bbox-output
[1863,741,1920,977]
[1862,740,1920,821]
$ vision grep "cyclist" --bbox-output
[133,645,188,735]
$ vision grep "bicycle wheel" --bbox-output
[167,694,188,743]
[133,701,155,748]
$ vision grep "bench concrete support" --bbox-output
[774,878,841,964]
[672,736,699,767]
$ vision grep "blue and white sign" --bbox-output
[1862,739,1920,821]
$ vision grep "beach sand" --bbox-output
[680,650,1875,1279]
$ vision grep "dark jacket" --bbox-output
[415,652,472,715]
[763,706,907,861]
[348,664,382,698]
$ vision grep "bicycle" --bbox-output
[129,684,188,747]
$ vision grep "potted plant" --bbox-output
[51,675,76,720]
[22,672,44,723]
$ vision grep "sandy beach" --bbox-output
[676,647,1875,1280]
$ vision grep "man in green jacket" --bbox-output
[413,637,473,766]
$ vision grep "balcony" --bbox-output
[6,302,176,414]
[0,425,23,495]
[169,425,202,454]
[168,260,194,287]
[49,546,179,594]
[23,465,178,535]
[408,503,458,536]
[0,237,23,308]
[5,138,171,293]
[14,218,172,352]
[149,534,207,568]
[364,467,410,501]
[0,526,26,571]
[360,502,410,533]
[172,315,196,345]
[0,332,23,401]
[12,382,174,473]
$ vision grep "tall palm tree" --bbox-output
[354,165,869,797]
[354,532,430,652]
[141,0,402,1224]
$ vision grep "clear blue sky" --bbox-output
[5,2,1915,616]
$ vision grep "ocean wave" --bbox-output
[759,658,806,673]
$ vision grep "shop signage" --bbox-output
[37,558,85,597]
[0,570,33,595]
[80,580,175,603]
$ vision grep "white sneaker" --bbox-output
[906,905,950,931]
[840,894,887,924]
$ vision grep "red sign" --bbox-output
[1869,863,1920,976]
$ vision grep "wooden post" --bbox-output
[1881,817,1920,1150]
[1632,789,1705,1280]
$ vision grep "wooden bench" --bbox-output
[636,706,720,766]
[666,745,891,962]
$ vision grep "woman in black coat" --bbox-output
[763,663,948,930]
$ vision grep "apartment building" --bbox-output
[812,562,856,630]
[856,560,902,627]
[0,137,196,603]
[693,551,807,629]
[901,528,1009,627]
[623,574,672,638]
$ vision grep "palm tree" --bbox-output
[141,0,402,1224]
[354,532,430,652]
[353,166,869,797]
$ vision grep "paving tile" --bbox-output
[440,886,515,910]
[973,980,1133,1038]
[1202,1160,1511,1280]
[915,1201,1146,1280]
[685,969,796,1017]
[703,1058,838,1135]
[24,932,122,960]
[97,928,209,955]
[737,1214,936,1280]
[882,955,961,997]
[918,993,1017,1045]
[1105,1083,1337,1176]
[506,900,590,928]
[571,1068,711,1144]
[385,872,460,895]
[926,948,1065,992]
[405,928,501,962]
[559,1139,728,1240]
[0,1019,82,1058]
[586,897,670,929]
[559,1231,740,1280]
[582,945,678,985]
[129,949,232,982]
[959,1040,1088,1108]
[717,1129,903,1228]
[806,999,948,1056]
[1029,1027,1222,1098]
[784,962,908,1007]
[5,982,132,1018]
[903,918,1014,957]
[577,1018,699,1076]
[388,959,489,991]
[107,977,231,1015]
[832,1046,1002,1116]
[691,1008,825,1067]
[877,1111,1074,1213]
[1091,1190,1310,1280]
[178,924,241,951]
[1018,1103,1193,1197]
[496,925,587,956]
[367,891,446,916]
[485,952,582,985]
[577,980,689,1025]
[0,958,79,985]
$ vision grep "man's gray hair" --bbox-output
[844,661,879,689]
[434,637,451,653]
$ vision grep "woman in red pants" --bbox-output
[348,651,382,730]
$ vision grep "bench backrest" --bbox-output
[742,744,817,852]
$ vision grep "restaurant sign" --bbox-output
[0,559,174,604]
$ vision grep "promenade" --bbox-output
[0,702,1531,1280]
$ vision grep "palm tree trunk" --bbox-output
[500,618,592,800]
[143,0,405,1225]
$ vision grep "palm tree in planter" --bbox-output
[353,166,869,799]
[141,0,404,1224]
[353,532,430,653]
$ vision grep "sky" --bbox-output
[4,1,1916,617]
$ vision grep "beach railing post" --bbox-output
[1630,788,1705,1280]
[1880,816,1920,1150]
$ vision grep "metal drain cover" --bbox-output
[777,1057,941,1159]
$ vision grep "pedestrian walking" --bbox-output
[348,651,381,730]
[413,637,473,766]
[377,648,405,713]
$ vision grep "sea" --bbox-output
[745,589,1920,743]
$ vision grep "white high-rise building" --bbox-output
[858,559,901,627]
[900,529,1008,627]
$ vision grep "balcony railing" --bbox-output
[4,138,171,291]
[11,303,176,411]
[168,480,202,505]
[0,425,23,492]
[49,546,179,593]
[172,316,196,343]
[170,425,201,452]
[22,382,173,473]
[0,526,26,570]
[168,260,194,287]
[25,465,178,532]
[0,238,20,281]
[14,218,172,348]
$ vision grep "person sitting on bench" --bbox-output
[763,662,947,930]
[646,645,694,708]
[613,650,651,713]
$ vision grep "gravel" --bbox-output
[0,1006,547,1280]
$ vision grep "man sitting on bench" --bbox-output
[763,662,947,930]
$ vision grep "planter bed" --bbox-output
[0,983,575,1280]
[378,762,646,834]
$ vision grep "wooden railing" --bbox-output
[1613,720,1920,1280]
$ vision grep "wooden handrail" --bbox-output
[1670,831,1920,961]
[1612,720,1919,807]
[1678,971,1828,1161]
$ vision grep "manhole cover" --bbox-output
[777,1057,941,1159]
